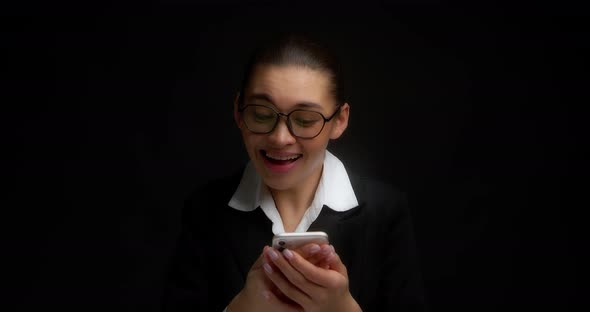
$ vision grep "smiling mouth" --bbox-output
[260,150,302,165]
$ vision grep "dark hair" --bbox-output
[238,32,345,109]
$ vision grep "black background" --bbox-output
[4,0,587,311]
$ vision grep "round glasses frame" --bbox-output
[238,104,341,139]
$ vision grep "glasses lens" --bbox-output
[243,106,276,133]
[289,110,324,138]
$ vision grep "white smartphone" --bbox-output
[271,231,329,252]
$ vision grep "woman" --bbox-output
[163,33,426,311]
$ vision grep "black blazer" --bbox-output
[162,170,427,311]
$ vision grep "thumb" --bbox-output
[250,246,267,270]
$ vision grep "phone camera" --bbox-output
[279,241,285,246]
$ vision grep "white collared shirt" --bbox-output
[228,150,359,234]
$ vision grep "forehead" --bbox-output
[245,65,334,111]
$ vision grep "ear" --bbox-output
[233,91,243,129]
[329,102,350,140]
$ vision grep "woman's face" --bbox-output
[234,64,349,191]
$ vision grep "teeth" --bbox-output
[265,152,301,160]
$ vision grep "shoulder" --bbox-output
[188,171,242,200]
[348,172,407,206]
[182,167,244,223]
[347,171,409,224]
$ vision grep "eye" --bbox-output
[292,111,322,127]
[254,112,274,122]
[246,105,275,123]
[294,118,319,127]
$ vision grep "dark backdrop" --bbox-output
[4,1,586,311]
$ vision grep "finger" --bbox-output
[302,245,330,266]
[315,257,331,270]
[294,243,322,259]
[294,243,333,267]
[251,246,268,269]
[282,247,347,288]
[260,256,296,305]
[274,249,328,297]
[324,250,348,277]
[263,247,313,306]
[305,244,335,268]
[271,247,325,293]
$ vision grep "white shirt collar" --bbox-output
[227,150,358,234]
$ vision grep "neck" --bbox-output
[269,164,323,232]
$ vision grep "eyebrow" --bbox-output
[247,93,323,109]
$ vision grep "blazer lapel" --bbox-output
[225,207,274,281]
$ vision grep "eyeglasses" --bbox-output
[238,104,340,139]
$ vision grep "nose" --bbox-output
[268,116,296,145]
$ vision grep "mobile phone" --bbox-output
[271,231,329,252]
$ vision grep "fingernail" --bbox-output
[261,290,271,301]
[309,244,321,254]
[263,262,273,274]
[267,248,279,260]
[330,245,335,252]
[321,245,331,255]
[283,249,294,259]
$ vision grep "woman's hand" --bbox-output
[227,247,302,312]
[263,244,362,312]
[227,244,336,312]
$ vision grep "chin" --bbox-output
[261,176,294,191]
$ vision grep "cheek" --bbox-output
[302,139,329,161]
[242,133,267,159]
